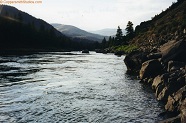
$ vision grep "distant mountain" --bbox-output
[0,5,62,36]
[52,24,107,43]
[90,29,117,36]
[0,5,99,51]
[90,28,126,36]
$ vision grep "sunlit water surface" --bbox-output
[0,52,164,123]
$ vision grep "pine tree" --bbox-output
[101,37,107,49]
[108,36,112,47]
[115,26,123,45]
[125,21,135,41]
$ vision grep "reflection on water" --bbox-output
[0,52,163,123]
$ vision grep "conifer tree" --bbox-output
[125,21,135,41]
[101,37,107,49]
[115,26,123,45]
[108,36,112,47]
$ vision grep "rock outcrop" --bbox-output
[124,51,148,74]
[114,51,125,56]
[160,40,186,62]
[139,59,163,79]
[124,39,186,122]
[82,49,89,53]
[95,49,107,54]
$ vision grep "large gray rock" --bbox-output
[139,59,163,79]
[181,109,186,123]
[159,115,181,123]
[82,49,89,53]
[147,53,162,60]
[160,40,186,62]
[114,51,125,56]
[165,85,186,113]
[156,86,169,101]
[156,69,185,102]
[152,73,169,90]
[152,75,163,90]
[168,61,185,72]
[124,51,148,74]
[155,83,165,99]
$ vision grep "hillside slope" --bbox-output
[124,1,186,122]
[0,5,99,51]
[132,0,186,51]
[0,5,62,36]
[52,24,107,43]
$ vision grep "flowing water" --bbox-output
[0,52,164,123]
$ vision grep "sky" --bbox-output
[9,0,177,31]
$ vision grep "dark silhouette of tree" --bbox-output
[115,26,123,45]
[177,0,184,3]
[0,16,99,51]
[112,37,115,46]
[108,36,113,47]
[5,11,9,16]
[101,37,107,49]
[18,12,23,21]
[125,21,135,41]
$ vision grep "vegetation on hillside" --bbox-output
[133,0,186,51]
[0,5,100,51]
[100,21,137,54]
[100,0,186,53]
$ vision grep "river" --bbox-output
[0,52,164,123]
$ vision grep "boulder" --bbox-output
[152,75,162,90]
[155,83,166,101]
[147,53,162,60]
[168,61,185,72]
[165,95,178,112]
[152,74,169,90]
[139,59,163,79]
[124,51,148,74]
[114,51,125,56]
[82,49,89,53]
[160,40,186,62]
[181,109,186,123]
[156,86,169,101]
[159,115,181,123]
[156,70,185,102]
[165,85,186,113]
[95,49,106,53]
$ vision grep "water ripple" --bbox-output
[0,52,164,123]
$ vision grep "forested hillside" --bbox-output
[0,5,99,51]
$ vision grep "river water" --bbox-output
[0,52,164,123]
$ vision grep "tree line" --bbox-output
[0,15,99,51]
[100,21,135,49]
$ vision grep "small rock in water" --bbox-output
[82,50,89,53]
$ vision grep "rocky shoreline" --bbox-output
[124,39,186,122]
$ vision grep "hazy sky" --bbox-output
[10,0,177,31]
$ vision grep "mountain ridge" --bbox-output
[90,28,126,37]
[0,5,99,51]
[0,5,62,36]
[52,23,108,43]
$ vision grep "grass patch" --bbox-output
[108,44,138,54]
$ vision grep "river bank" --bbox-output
[124,39,186,122]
